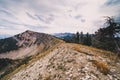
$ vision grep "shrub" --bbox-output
[91,60,109,75]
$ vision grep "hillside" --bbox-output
[0,30,62,59]
[3,43,120,80]
[0,30,63,79]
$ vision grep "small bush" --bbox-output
[91,60,109,75]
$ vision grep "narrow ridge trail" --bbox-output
[7,43,120,80]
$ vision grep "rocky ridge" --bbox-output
[5,43,120,80]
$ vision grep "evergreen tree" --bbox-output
[79,31,84,44]
[92,17,120,53]
[75,32,80,43]
[83,32,92,46]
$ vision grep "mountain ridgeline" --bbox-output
[0,30,62,59]
[0,30,63,79]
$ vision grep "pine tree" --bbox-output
[75,32,80,43]
[92,17,120,53]
[79,31,84,44]
[84,32,91,46]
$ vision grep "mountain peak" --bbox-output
[24,30,36,33]
[0,31,63,79]
[0,31,62,59]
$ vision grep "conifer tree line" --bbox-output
[73,31,92,46]
[72,17,120,54]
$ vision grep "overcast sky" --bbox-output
[0,0,120,35]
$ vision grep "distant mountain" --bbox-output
[53,33,74,38]
[0,30,62,59]
[53,33,93,43]
[0,30,63,78]
[0,34,12,39]
[53,33,75,42]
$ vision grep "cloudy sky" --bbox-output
[0,0,120,35]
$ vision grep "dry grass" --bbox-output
[90,60,109,75]
[70,43,116,61]
[71,43,115,75]
[44,75,51,80]
[73,47,94,56]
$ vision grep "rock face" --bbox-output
[7,43,120,80]
[0,30,61,59]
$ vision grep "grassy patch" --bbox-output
[90,60,109,75]
[71,43,117,62]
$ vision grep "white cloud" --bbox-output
[0,0,120,35]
